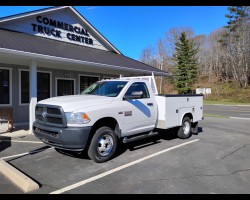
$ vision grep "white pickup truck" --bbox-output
[33,75,203,163]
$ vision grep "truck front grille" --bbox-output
[36,114,43,121]
[36,106,43,113]
[47,107,61,115]
[47,117,63,124]
[35,104,66,127]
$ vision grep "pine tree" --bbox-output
[219,6,249,44]
[220,6,250,87]
[173,32,198,94]
[225,6,249,33]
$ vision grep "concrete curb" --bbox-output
[0,159,39,193]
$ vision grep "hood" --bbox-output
[37,95,114,112]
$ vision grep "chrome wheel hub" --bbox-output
[183,121,191,135]
[97,134,113,156]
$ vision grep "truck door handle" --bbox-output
[147,103,153,106]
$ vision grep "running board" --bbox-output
[122,131,159,143]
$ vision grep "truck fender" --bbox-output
[91,117,121,138]
[179,113,193,126]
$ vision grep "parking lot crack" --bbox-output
[142,168,250,183]
[221,144,250,160]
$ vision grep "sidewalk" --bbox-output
[0,130,31,138]
[0,125,31,139]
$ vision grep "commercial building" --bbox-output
[0,6,168,132]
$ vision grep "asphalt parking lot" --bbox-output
[204,104,250,119]
[0,113,250,194]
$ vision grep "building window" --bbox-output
[37,72,51,102]
[56,78,75,96]
[20,71,29,104]
[20,70,51,104]
[79,75,99,94]
[0,69,10,105]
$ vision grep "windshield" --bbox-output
[81,81,127,97]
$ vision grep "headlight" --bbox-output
[65,112,91,124]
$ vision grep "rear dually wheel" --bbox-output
[177,116,192,139]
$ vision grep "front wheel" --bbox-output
[177,116,192,139]
[88,126,118,163]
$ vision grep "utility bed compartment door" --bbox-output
[155,96,180,129]
[155,95,203,129]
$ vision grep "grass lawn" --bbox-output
[203,113,228,118]
[204,100,250,105]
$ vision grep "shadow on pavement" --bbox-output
[6,146,52,162]
[0,136,11,153]
[197,127,203,134]
[53,126,204,161]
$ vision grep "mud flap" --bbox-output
[191,122,199,135]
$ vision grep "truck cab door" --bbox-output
[122,82,157,136]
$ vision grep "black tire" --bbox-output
[87,126,118,163]
[191,122,199,135]
[177,116,192,139]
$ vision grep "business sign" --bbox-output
[31,15,93,46]
[205,88,211,94]
[196,88,211,94]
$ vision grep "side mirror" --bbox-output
[123,91,143,100]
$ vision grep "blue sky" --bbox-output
[0,6,229,60]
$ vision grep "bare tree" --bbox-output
[221,6,250,87]
[164,27,194,57]
[140,46,155,65]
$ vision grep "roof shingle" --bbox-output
[0,29,168,75]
